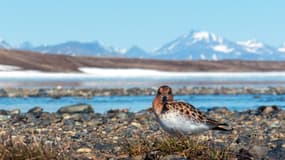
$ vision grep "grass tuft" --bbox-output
[0,134,68,160]
[126,135,235,160]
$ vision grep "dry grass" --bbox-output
[126,135,235,160]
[0,134,68,160]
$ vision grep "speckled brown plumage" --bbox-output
[152,85,232,135]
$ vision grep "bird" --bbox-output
[152,85,232,135]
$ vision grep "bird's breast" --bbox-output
[158,111,209,134]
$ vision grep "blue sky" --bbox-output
[0,0,285,50]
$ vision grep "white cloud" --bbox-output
[212,44,234,53]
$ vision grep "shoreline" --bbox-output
[2,69,285,78]
[1,86,285,97]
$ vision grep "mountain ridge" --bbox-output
[2,30,285,60]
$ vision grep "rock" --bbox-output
[207,106,231,114]
[248,145,268,159]
[267,140,285,159]
[0,115,10,121]
[106,109,128,119]
[9,109,21,115]
[236,148,254,160]
[257,105,280,115]
[0,89,7,96]
[76,148,92,153]
[28,107,43,114]
[0,109,9,115]
[27,107,43,118]
[57,104,94,114]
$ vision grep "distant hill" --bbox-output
[2,30,285,60]
[1,49,285,73]
[1,30,283,60]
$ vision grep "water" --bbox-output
[1,71,285,88]
[1,94,284,113]
[1,71,285,113]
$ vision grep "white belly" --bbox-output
[158,111,209,135]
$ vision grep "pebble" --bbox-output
[0,105,284,159]
[1,87,285,97]
[76,148,92,153]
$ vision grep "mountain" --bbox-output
[125,46,150,58]
[28,41,120,57]
[0,39,11,49]
[278,43,285,53]
[154,31,283,60]
[2,30,285,60]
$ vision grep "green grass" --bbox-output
[126,135,235,160]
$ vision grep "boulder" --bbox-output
[57,103,94,114]
[9,109,21,115]
[28,106,43,114]
[257,105,280,115]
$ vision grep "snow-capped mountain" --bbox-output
[29,41,119,57]
[278,43,285,53]
[2,30,285,60]
[154,31,281,60]
[0,39,11,49]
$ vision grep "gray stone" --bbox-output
[0,115,11,121]
[249,145,268,159]
[57,103,94,114]
[9,109,21,115]
[0,109,9,115]
[27,106,43,114]
[257,105,280,115]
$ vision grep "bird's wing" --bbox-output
[164,101,208,123]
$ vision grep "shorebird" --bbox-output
[152,85,232,135]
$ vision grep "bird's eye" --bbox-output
[157,91,161,95]
[168,90,172,94]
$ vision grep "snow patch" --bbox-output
[0,65,21,71]
[168,41,179,50]
[211,33,217,41]
[212,45,234,53]
[115,48,127,54]
[2,68,285,79]
[79,67,285,78]
[212,54,218,61]
[193,31,210,41]
[200,54,206,60]
[278,43,285,52]
[237,40,264,53]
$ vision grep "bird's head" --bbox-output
[156,85,174,103]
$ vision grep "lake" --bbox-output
[1,94,285,113]
[1,70,285,113]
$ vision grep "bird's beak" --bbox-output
[162,96,168,103]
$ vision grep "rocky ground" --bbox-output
[1,86,285,98]
[0,104,284,159]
